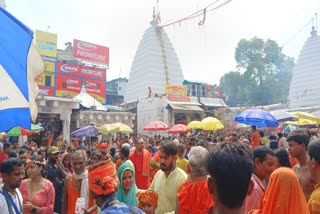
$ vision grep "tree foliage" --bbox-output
[220,37,295,106]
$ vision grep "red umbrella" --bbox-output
[265,125,284,132]
[168,124,190,134]
[143,121,169,131]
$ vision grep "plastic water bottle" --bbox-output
[75,198,86,214]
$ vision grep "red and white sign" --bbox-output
[85,79,106,103]
[55,74,82,98]
[38,86,54,96]
[56,62,106,79]
[73,39,109,65]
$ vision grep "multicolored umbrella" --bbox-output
[235,109,279,127]
[143,121,169,131]
[7,124,44,136]
[168,124,190,134]
[201,117,224,131]
[0,8,44,132]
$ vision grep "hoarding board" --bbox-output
[85,79,106,104]
[35,30,57,58]
[165,85,187,96]
[55,74,82,98]
[73,39,109,66]
[56,62,106,80]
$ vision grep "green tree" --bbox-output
[220,37,294,106]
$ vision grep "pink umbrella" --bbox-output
[143,121,169,131]
[168,124,190,134]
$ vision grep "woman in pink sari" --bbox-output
[19,155,55,214]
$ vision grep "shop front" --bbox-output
[36,96,80,145]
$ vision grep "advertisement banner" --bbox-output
[38,86,54,96]
[165,85,187,96]
[35,30,57,58]
[44,60,55,72]
[56,62,106,79]
[55,74,82,98]
[85,79,106,104]
[73,39,109,65]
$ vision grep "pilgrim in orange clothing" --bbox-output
[251,125,260,149]
[176,146,214,214]
[249,167,309,214]
[62,151,98,214]
[130,139,151,189]
[137,190,158,214]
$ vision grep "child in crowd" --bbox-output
[137,190,158,214]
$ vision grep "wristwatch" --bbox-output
[31,206,37,213]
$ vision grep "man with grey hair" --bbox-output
[62,150,97,213]
[176,146,215,213]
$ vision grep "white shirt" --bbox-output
[0,186,23,214]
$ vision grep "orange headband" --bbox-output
[137,191,158,207]
[88,160,119,196]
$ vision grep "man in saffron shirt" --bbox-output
[130,138,151,189]
[251,125,260,149]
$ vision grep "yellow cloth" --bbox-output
[176,158,189,173]
[149,167,187,214]
[260,136,269,145]
[308,184,320,214]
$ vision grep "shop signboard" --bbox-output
[165,84,187,96]
[168,95,191,102]
[56,62,106,80]
[38,86,54,96]
[35,30,57,58]
[85,79,106,104]
[55,74,82,98]
[73,39,109,66]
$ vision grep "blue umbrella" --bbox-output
[235,109,279,127]
[71,125,100,137]
[0,8,44,132]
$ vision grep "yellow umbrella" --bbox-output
[283,118,317,126]
[98,123,120,135]
[187,121,203,129]
[112,122,134,134]
[201,117,224,131]
[291,112,320,125]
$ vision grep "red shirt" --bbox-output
[129,151,150,189]
[0,153,8,166]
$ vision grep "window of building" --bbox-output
[45,76,51,86]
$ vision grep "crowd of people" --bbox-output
[0,126,319,214]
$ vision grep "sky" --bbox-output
[6,0,320,85]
